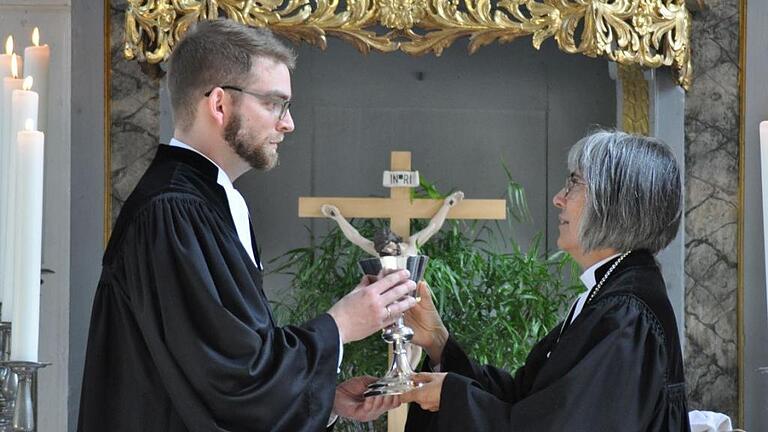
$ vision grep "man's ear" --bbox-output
[204,87,228,127]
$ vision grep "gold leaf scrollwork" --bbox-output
[123,0,692,89]
[378,0,429,29]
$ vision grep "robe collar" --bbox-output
[590,249,657,297]
[561,249,656,332]
[579,253,622,290]
[155,141,220,182]
[167,138,234,189]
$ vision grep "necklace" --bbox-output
[586,250,632,304]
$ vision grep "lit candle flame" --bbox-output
[11,54,18,79]
[32,28,39,47]
[24,119,34,132]
[22,76,33,91]
[4,36,12,55]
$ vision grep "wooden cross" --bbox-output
[299,151,506,237]
[298,151,506,432]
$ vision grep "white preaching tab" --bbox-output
[383,170,419,188]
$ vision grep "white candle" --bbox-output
[0,37,23,79]
[11,77,38,137]
[23,28,49,131]
[10,119,44,362]
[0,61,24,322]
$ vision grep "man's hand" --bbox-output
[328,270,417,343]
[404,282,449,364]
[400,373,447,412]
[334,376,401,422]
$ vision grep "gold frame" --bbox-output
[737,0,745,425]
[122,0,693,89]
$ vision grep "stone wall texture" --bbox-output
[683,0,740,421]
[109,0,159,227]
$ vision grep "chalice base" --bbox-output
[363,359,423,397]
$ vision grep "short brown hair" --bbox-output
[166,19,296,130]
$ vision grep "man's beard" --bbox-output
[224,113,278,170]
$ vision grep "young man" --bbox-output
[78,19,414,431]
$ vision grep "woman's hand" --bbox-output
[404,282,449,364]
[400,373,447,412]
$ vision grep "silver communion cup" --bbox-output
[358,255,428,396]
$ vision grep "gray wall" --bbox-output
[172,39,617,298]
[69,0,104,430]
[648,69,687,346]
[743,0,768,428]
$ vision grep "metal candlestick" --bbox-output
[0,323,14,431]
[3,362,48,432]
[0,323,10,361]
[359,255,428,396]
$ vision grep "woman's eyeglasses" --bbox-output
[563,173,586,199]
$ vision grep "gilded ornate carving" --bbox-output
[124,0,692,89]
[378,0,429,29]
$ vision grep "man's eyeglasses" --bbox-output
[563,173,586,199]
[205,85,291,120]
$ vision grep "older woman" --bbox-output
[401,130,690,431]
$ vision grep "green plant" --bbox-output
[270,178,581,431]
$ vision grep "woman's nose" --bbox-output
[552,189,566,209]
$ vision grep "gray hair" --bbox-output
[166,19,296,131]
[568,130,682,254]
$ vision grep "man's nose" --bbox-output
[277,109,294,133]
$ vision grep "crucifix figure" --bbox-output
[320,191,464,258]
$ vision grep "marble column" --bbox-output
[684,0,740,421]
[109,0,160,227]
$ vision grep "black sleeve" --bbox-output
[121,196,340,431]
[437,328,559,404]
[408,297,669,432]
[406,326,559,432]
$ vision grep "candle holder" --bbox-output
[0,323,14,431]
[0,323,11,360]
[358,255,428,396]
[3,362,48,432]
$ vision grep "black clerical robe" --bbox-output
[406,250,690,432]
[78,145,340,432]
